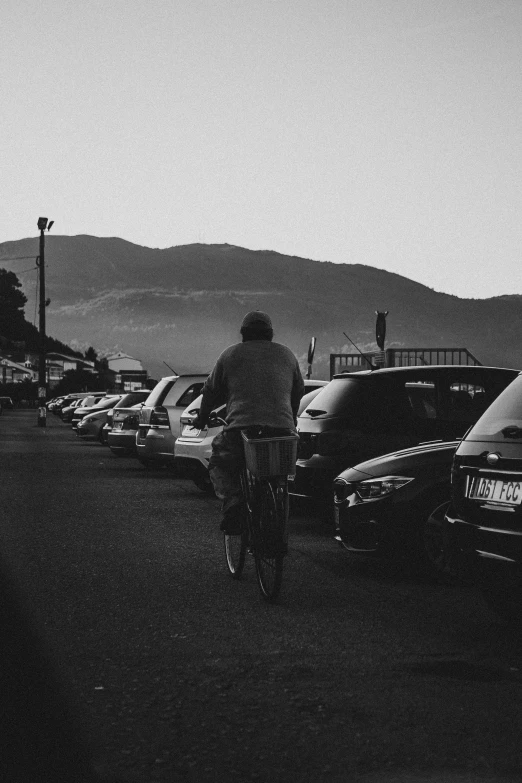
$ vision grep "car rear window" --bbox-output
[466,374,522,441]
[145,378,177,407]
[175,383,205,408]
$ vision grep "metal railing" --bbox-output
[330,347,482,378]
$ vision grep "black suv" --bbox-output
[293,365,519,501]
[447,371,522,621]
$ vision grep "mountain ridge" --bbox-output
[1,236,520,380]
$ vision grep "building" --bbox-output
[105,352,148,391]
[44,352,96,387]
[0,356,37,384]
[1,351,96,388]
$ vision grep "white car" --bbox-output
[174,380,329,493]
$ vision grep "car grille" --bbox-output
[333,479,350,503]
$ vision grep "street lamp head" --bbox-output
[37,217,48,231]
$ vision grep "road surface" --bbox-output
[1,411,521,782]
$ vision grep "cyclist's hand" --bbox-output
[191,415,206,431]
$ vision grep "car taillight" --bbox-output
[450,455,462,485]
[150,406,169,427]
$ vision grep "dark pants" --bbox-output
[208,429,245,516]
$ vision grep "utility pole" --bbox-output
[36,217,53,426]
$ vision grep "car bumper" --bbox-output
[446,508,522,564]
[108,430,138,454]
[173,436,212,477]
[77,423,99,438]
[136,428,175,463]
[335,493,402,552]
[292,455,349,499]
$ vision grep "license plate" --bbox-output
[182,425,202,437]
[468,476,522,505]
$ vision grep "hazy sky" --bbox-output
[2,0,521,298]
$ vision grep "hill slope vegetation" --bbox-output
[1,236,520,379]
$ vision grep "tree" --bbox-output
[52,369,106,396]
[0,269,27,341]
[84,346,98,363]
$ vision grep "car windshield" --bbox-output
[91,396,121,410]
[299,377,369,419]
[466,374,522,441]
[78,395,102,407]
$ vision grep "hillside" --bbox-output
[1,236,521,380]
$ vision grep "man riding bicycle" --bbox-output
[193,311,304,534]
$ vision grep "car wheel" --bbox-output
[421,499,454,577]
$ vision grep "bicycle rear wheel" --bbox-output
[252,479,287,601]
[224,513,248,579]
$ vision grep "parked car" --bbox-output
[54,395,82,417]
[105,390,152,455]
[71,393,116,430]
[333,440,459,574]
[446,371,522,622]
[174,379,329,493]
[76,395,123,442]
[55,392,97,418]
[0,396,14,410]
[136,374,208,468]
[293,366,519,508]
[61,397,87,423]
[47,396,65,411]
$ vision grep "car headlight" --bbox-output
[355,476,414,501]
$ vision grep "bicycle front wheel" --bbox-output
[253,479,287,601]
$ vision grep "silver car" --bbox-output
[136,374,208,468]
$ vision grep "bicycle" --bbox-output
[210,417,298,602]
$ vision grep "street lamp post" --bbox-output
[36,217,53,426]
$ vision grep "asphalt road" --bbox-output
[1,410,521,783]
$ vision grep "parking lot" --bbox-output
[1,410,522,783]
